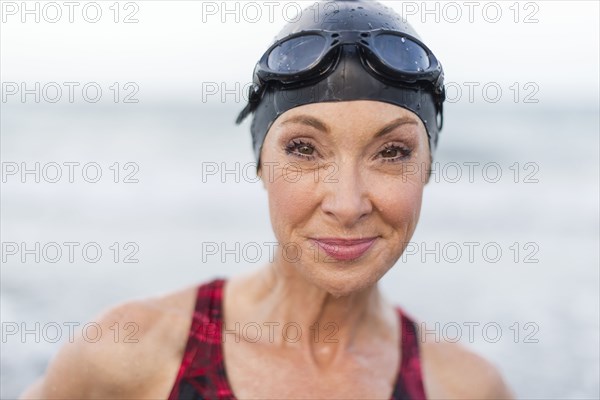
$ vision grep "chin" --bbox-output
[298,258,392,298]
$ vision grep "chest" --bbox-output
[222,340,400,399]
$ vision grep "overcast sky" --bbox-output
[1,0,598,105]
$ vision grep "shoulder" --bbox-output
[20,284,200,399]
[418,336,515,399]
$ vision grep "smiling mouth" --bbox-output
[310,237,379,262]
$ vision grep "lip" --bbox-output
[310,237,378,262]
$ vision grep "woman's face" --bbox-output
[259,100,431,297]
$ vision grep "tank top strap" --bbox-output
[390,307,428,400]
[168,278,236,400]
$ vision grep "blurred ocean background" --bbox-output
[2,100,598,399]
[1,1,599,399]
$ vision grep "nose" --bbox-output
[320,161,373,228]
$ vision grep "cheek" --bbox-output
[265,170,316,240]
[376,175,425,232]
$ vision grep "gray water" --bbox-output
[1,101,599,399]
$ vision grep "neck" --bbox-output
[232,260,396,367]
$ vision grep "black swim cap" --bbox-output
[236,0,445,167]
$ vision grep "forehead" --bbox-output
[274,100,425,132]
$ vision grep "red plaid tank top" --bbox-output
[168,279,427,399]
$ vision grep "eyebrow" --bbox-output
[280,115,418,138]
[373,117,419,138]
[281,115,330,133]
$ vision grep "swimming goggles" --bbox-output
[237,29,446,123]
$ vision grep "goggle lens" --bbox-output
[372,34,430,72]
[267,34,327,72]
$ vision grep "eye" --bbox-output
[378,144,412,162]
[284,139,317,160]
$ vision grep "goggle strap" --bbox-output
[235,102,252,125]
[236,84,263,124]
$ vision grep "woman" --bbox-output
[21,1,514,399]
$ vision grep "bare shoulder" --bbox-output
[20,285,199,399]
[419,334,515,399]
